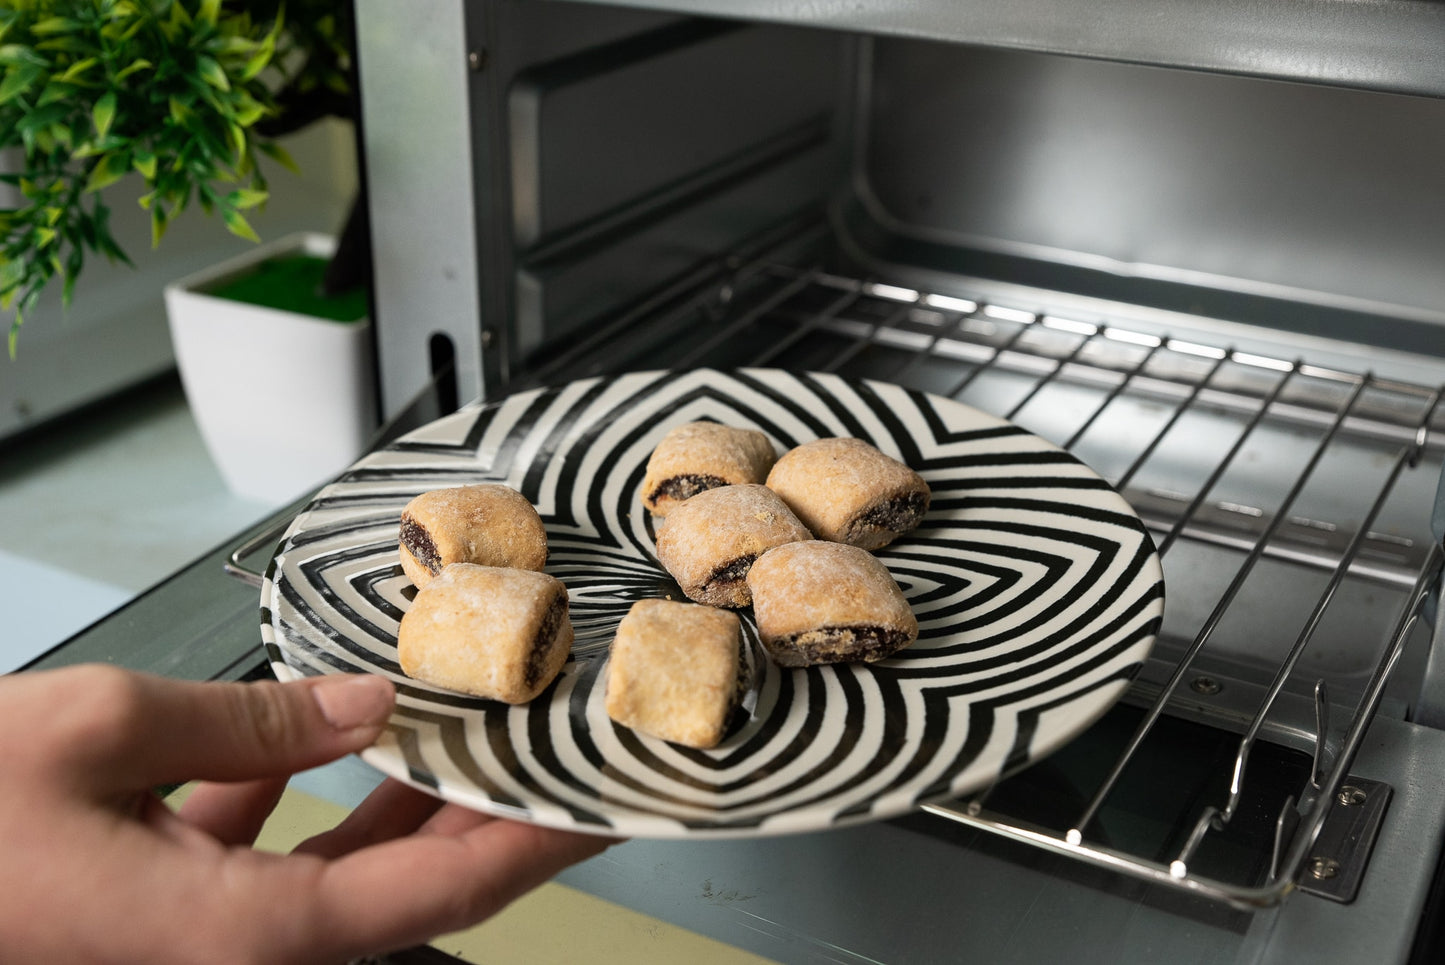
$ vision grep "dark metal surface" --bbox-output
[1297,778,1393,904]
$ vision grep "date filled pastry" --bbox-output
[640,421,778,516]
[398,484,548,589]
[765,437,930,551]
[747,540,918,667]
[605,599,749,749]
[655,483,812,607]
[397,563,573,703]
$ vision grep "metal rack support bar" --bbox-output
[942,314,1036,400]
[1004,328,1096,422]
[1212,389,1438,827]
[1113,352,1231,493]
[925,541,1442,910]
[672,268,825,371]
[748,280,867,368]
[1069,373,1369,844]
[882,309,970,385]
[819,298,920,373]
[1063,342,1165,452]
[523,217,827,386]
[1273,540,1445,885]
[1153,359,1301,558]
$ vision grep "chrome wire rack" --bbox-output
[519,227,1445,909]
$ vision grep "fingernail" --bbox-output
[312,674,395,730]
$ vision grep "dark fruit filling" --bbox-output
[524,594,569,689]
[772,625,913,667]
[399,515,442,574]
[701,555,756,596]
[856,491,929,533]
[651,473,728,503]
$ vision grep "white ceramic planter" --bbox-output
[164,232,376,505]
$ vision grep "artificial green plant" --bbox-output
[0,0,357,358]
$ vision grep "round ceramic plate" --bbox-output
[262,369,1165,838]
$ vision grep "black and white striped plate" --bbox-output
[262,369,1164,838]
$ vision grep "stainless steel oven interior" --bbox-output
[353,1,1445,960]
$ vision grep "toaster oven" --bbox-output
[32,0,1445,962]
[349,0,1445,959]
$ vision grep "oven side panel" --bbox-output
[357,0,851,414]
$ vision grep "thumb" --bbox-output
[48,666,395,792]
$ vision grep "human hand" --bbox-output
[0,664,614,964]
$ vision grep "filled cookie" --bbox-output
[640,421,778,516]
[398,484,548,588]
[747,540,918,667]
[655,483,812,607]
[397,563,573,703]
[765,437,930,551]
[604,599,749,749]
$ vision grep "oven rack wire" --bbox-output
[522,229,1445,909]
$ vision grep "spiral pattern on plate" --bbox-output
[262,369,1165,838]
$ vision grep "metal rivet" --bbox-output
[1337,785,1368,807]
[1308,857,1340,880]
[480,327,496,349]
[468,49,488,72]
[1190,676,1222,696]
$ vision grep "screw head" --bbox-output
[1337,785,1368,807]
[1190,676,1222,696]
[1308,856,1340,880]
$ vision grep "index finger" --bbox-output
[44,665,394,792]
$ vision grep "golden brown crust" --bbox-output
[641,422,778,516]
[397,484,548,588]
[604,599,746,748]
[397,563,573,703]
[765,437,930,550]
[747,540,918,667]
[655,484,812,607]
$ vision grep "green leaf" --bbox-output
[256,140,299,174]
[29,17,82,36]
[240,42,273,82]
[35,36,89,54]
[196,55,230,92]
[132,150,156,180]
[113,58,151,82]
[58,57,97,82]
[0,45,45,69]
[163,1,192,40]
[82,152,129,194]
[226,188,267,210]
[92,91,117,139]
[197,0,223,29]
[233,96,266,127]
[0,257,22,296]
[0,62,44,106]
[38,80,73,106]
[222,206,259,243]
